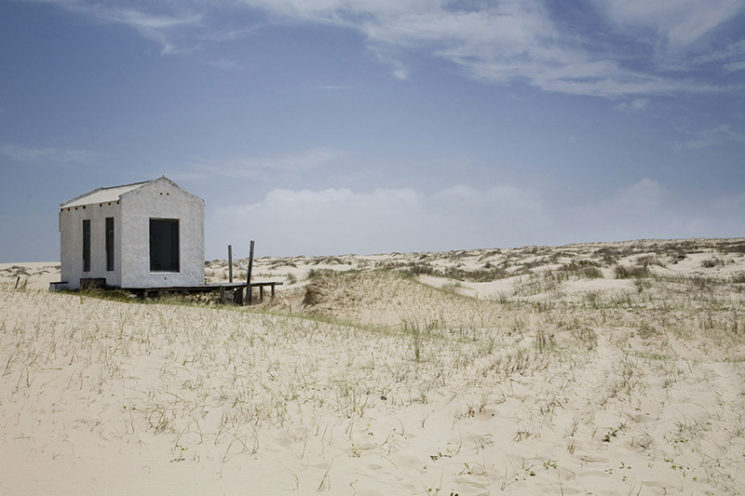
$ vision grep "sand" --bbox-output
[2,238,745,495]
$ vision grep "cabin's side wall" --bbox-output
[59,202,121,289]
[119,179,204,288]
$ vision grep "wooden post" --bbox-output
[271,283,276,298]
[228,245,233,283]
[245,240,254,305]
[259,285,264,302]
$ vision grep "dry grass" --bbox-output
[2,238,745,495]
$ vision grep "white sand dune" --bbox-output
[2,238,745,495]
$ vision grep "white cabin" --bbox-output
[58,176,204,289]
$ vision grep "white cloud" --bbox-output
[206,58,243,71]
[211,187,422,256]
[662,40,745,72]
[566,178,683,242]
[182,147,345,180]
[237,0,738,96]
[102,10,202,54]
[724,60,745,73]
[673,125,745,150]
[30,0,745,96]
[0,143,98,164]
[316,85,349,90]
[370,48,410,80]
[209,183,549,256]
[615,98,650,112]
[601,178,666,212]
[598,0,742,48]
[32,1,202,54]
[208,178,745,257]
[391,61,409,80]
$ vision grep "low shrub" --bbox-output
[701,258,725,268]
[614,264,650,279]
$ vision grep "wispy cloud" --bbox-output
[673,125,745,150]
[32,1,202,54]
[197,25,262,43]
[182,147,345,180]
[239,0,744,97]
[28,0,745,96]
[109,9,202,54]
[724,60,745,73]
[0,143,98,164]
[206,58,243,71]
[316,85,349,91]
[615,98,650,112]
[598,0,742,48]
[658,39,745,73]
[369,47,409,80]
[390,60,409,80]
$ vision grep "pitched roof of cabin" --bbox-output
[60,176,202,209]
[60,179,152,208]
[60,181,151,208]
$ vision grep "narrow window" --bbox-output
[82,219,90,272]
[105,217,114,271]
[149,219,179,272]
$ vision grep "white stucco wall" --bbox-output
[119,178,204,288]
[59,202,121,289]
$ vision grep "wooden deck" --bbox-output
[127,281,283,305]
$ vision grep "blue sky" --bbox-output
[1,0,744,261]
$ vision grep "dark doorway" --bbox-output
[149,219,179,272]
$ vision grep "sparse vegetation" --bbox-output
[400,262,510,282]
[614,263,650,279]
[2,238,745,495]
[557,260,604,279]
[702,257,726,268]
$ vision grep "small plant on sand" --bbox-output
[535,329,555,353]
[614,264,650,279]
[582,266,603,279]
[571,327,598,350]
[403,320,422,362]
[558,260,603,279]
[701,257,725,268]
[302,281,323,306]
[633,277,651,293]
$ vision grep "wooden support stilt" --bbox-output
[245,240,254,306]
[228,244,233,283]
[259,285,264,302]
[271,283,276,298]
